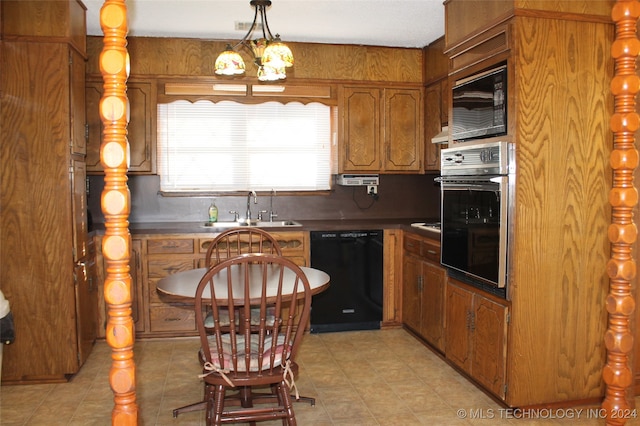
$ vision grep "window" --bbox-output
[157,100,333,193]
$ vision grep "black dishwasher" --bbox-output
[310,230,383,333]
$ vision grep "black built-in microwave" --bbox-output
[451,64,507,142]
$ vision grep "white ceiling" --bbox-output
[83,0,445,48]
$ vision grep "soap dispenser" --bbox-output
[208,200,218,223]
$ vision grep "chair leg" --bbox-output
[172,400,207,418]
[278,381,296,426]
[205,384,216,426]
[173,382,208,417]
[293,395,315,406]
[239,386,254,408]
[211,384,225,426]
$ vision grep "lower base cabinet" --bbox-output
[445,277,509,399]
[97,231,310,338]
[402,233,446,351]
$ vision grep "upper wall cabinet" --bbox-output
[86,79,156,174]
[424,37,449,171]
[2,0,86,54]
[339,86,424,174]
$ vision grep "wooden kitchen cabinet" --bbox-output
[382,229,402,327]
[402,233,446,351]
[75,238,98,366]
[438,0,613,407]
[0,0,92,383]
[132,231,309,338]
[424,36,449,171]
[424,83,444,171]
[445,277,508,400]
[340,86,423,173]
[86,79,156,174]
[95,237,145,338]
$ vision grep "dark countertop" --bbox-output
[91,218,442,241]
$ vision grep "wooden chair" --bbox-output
[204,228,282,267]
[173,228,313,418]
[203,228,283,333]
[195,253,311,425]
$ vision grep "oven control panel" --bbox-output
[440,141,514,176]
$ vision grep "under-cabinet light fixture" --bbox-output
[214,0,293,82]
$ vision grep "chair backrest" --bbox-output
[205,228,282,267]
[194,253,311,382]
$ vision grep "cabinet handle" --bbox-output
[417,275,423,292]
[164,317,181,322]
[426,249,437,255]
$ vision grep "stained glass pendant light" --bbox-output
[214,0,294,81]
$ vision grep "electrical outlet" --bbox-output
[367,185,378,195]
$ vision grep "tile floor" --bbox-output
[1,328,638,425]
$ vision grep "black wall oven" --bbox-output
[436,141,514,298]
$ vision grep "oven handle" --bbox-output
[435,176,506,190]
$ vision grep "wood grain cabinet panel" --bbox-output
[442,0,613,407]
[86,80,156,174]
[131,231,308,337]
[0,0,90,383]
[424,36,449,172]
[149,305,196,333]
[130,239,145,333]
[340,86,423,174]
[340,87,381,171]
[402,233,446,351]
[74,239,98,367]
[445,278,508,400]
[384,89,423,172]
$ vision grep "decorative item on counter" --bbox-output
[208,200,219,223]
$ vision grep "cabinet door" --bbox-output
[440,79,449,125]
[85,81,102,170]
[421,262,446,351]
[383,88,423,172]
[130,239,146,333]
[424,84,442,171]
[472,295,508,399]
[70,49,86,156]
[71,160,88,262]
[85,80,155,174]
[445,282,473,373]
[74,257,97,367]
[402,255,422,333]
[127,82,155,172]
[340,87,381,172]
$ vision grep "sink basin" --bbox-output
[253,220,302,227]
[202,220,302,229]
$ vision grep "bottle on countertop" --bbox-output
[208,200,218,223]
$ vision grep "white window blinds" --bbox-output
[157,100,333,192]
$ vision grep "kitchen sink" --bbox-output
[202,220,302,229]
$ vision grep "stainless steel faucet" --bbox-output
[245,190,257,222]
[269,189,278,222]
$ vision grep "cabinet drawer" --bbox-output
[422,240,441,264]
[147,239,195,254]
[147,258,198,279]
[404,235,422,256]
[404,233,441,263]
[149,305,196,332]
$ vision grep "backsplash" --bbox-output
[87,174,440,224]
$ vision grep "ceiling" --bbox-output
[83,0,445,49]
